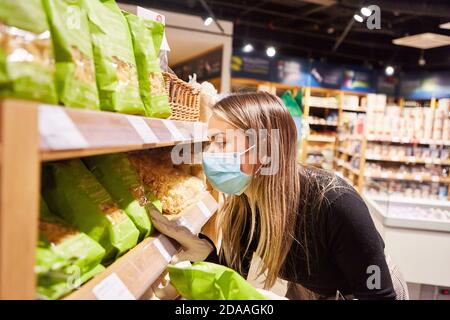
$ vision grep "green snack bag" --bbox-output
[124,12,171,118]
[43,0,100,109]
[84,153,162,240]
[168,262,267,300]
[37,197,106,299]
[0,0,58,103]
[281,91,302,117]
[83,0,145,115]
[42,159,140,262]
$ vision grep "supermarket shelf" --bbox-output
[338,134,364,141]
[367,134,450,146]
[342,106,366,113]
[64,192,218,300]
[308,120,338,126]
[337,147,361,157]
[366,154,450,165]
[309,105,338,110]
[365,172,448,183]
[335,159,359,175]
[307,135,336,142]
[31,101,208,161]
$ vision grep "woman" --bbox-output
[151,92,408,300]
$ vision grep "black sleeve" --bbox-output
[199,233,254,279]
[326,191,396,300]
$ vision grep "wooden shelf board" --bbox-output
[308,121,338,126]
[365,173,448,183]
[10,100,210,162]
[342,107,366,113]
[307,135,336,142]
[64,192,218,300]
[365,155,450,165]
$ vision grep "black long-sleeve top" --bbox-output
[203,169,396,300]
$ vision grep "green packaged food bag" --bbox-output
[42,159,140,262]
[43,0,100,109]
[281,91,302,117]
[124,12,171,118]
[168,262,267,300]
[0,0,58,103]
[84,153,163,240]
[37,197,106,299]
[38,264,104,300]
[83,0,145,115]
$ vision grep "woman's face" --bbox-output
[206,113,256,175]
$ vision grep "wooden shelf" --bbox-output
[28,100,208,161]
[342,106,366,113]
[64,192,218,300]
[338,147,361,157]
[338,134,364,141]
[307,135,336,142]
[308,120,338,126]
[365,172,448,183]
[367,134,450,146]
[335,159,359,175]
[309,105,338,110]
[366,154,450,165]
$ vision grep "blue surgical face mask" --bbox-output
[202,145,255,195]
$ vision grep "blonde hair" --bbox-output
[212,92,301,289]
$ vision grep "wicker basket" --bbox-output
[163,72,200,122]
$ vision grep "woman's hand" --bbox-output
[149,206,214,263]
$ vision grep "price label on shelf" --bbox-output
[392,155,400,161]
[431,176,440,182]
[434,159,441,165]
[381,172,390,179]
[196,201,212,219]
[414,174,423,181]
[425,158,433,164]
[153,238,172,263]
[39,105,88,150]
[396,173,405,179]
[162,120,185,141]
[126,116,159,144]
[392,137,400,143]
[408,156,416,163]
[176,216,195,233]
[92,273,135,300]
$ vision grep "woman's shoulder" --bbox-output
[299,166,358,207]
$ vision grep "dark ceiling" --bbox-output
[121,0,450,72]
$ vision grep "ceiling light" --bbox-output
[361,7,371,17]
[353,14,363,23]
[266,46,276,57]
[418,50,426,66]
[393,33,450,49]
[440,22,450,30]
[385,65,395,76]
[203,16,213,26]
[242,43,254,53]
[326,27,335,34]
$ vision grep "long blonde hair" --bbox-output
[212,92,301,288]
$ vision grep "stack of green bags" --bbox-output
[41,159,140,263]
[37,198,105,300]
[1,0,171,118]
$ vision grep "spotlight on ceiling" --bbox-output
[353,14,364,23]
[242,43,254,53]
[418,50,426,66]
[203,16,213,26]
[266,46,276,57]
[385,65,395,76]
[361,7,372,17]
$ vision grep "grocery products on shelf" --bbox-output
[83,0,145,115]
[364,163,448,179]
[37,198,105,300]
[42,159,140,263]
[366,144,450,162]
[125,12,171,118]
[0,0,58,103]
[44,0,100,109]
[129,149,206,215]
[84,153,159,240]
[365,180,448,201]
